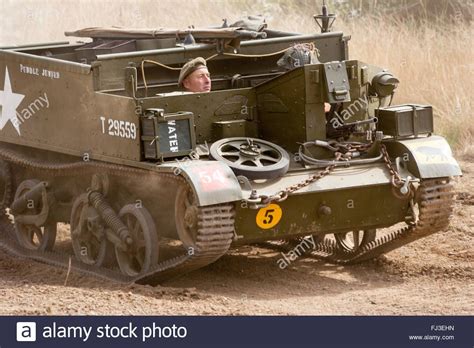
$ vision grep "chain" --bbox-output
[248,141,412,208]
[249,152,341,207]
[380,144,415,199]
[380,144,404,188]
[249,141,374,207]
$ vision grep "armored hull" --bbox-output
[0,10,461,283]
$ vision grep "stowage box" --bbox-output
[140,110,196,160]
[376,104,433,138]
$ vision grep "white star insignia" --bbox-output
[0,66,25,135]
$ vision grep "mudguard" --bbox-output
[383,135,462,179]
[161,159,242,206]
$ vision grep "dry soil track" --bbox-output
[0,159,472,315]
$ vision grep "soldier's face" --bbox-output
[183,67,211,93]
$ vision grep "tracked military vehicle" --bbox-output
[0,4,461,284]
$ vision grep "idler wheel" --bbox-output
[14,179,57,251]
[70,193,111,266]
[209,137,290,180]
[175,185,199,249]
[115,204,158,277]
[334,229,376,253]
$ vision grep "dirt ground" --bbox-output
[0,159,472,316]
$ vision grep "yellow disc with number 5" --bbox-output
[256,204,283,229]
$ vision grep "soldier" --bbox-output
[178,57,211,93]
